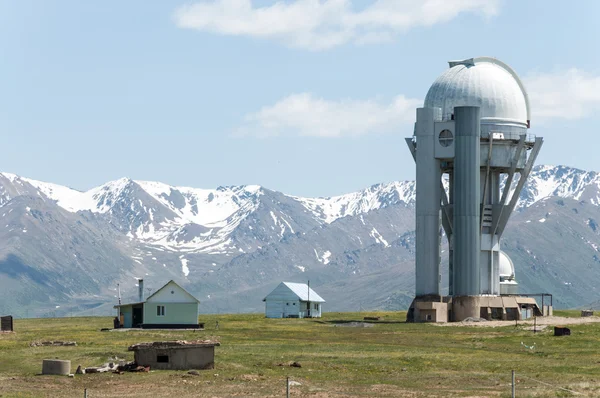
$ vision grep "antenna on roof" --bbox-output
[307,280,311,318]
[117,283,121,305]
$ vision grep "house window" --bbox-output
[157,305,165,316]
[157,355,169,363]
[286,303,289,306]
[314,304,319,310]
[293,302,296,305]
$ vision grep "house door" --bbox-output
[132,305,143,327]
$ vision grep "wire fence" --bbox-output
[77,372,587,398]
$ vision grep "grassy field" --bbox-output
[1,311,600,397]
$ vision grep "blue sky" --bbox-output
[1,0,599,197]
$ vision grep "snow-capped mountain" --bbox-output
[9,174,418,255]
[3,164,600,317]
[518,165,600,208]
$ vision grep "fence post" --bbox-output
[511,370,515,398]
[286,377,290,398]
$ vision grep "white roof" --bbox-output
[424,57,530,127]
[268,282,326,302]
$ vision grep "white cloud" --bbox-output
[240,93,421,138]
[526,69,600,122]
[173,0,500,50]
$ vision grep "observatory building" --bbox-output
[406,57,546,322]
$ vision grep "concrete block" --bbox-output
[42,359,71,375]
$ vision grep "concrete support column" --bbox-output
[414,107,441,297]
[453,106,481,296]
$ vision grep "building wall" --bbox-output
[264,283,301,302]
[265,300,301,318]
[146,281,198,304]
[143,302,198,325]
[134,346,215,370]
[265,300,323,318]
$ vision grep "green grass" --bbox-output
[1,311,599,397]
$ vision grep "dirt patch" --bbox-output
[436,315,600,328]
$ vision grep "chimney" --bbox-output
[138,279,144,302]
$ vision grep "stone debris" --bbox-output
[334,322,374,328]
[188,370,200,376]
[239,374,259,381]
[87,361,150,374]
[117,362,150,373]
[277,361,302,368]
[84,366,110,374]
[75,365,84,375]
[289,381,302,386]
[30,341,77,347]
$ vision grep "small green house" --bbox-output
[114,280,201,329]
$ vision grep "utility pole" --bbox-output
[307,280,310,318]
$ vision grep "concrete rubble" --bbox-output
[128,340,220,371]
[277,361,302,368]
[127,340,220,350]
[30,341,77,347]
[84,360,150,374]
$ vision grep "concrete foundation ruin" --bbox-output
[128,340,220,370]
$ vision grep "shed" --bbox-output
[114,280,201,329]
[263,282,325,318]
[128,340,220,370]
[1,315,13,332]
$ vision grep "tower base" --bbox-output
[407,295,546,323]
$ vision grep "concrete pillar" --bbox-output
[452,106,481,296]
[414,107,441,297]
[42,359,71,375]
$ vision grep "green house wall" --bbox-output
[143,302,198,325]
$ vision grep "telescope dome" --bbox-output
[424,57,530,130]
[499,251,515,280]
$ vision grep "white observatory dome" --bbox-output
[424,57,530,131]
[499,251,515,280]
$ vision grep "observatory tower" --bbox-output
[406,57,544,322]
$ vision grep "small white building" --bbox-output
[263,282,325,318]
[114,280,200,329]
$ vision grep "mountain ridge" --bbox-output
[2,164,600,316]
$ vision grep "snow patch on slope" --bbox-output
[180,257,190,277]
[292,181,415,223]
